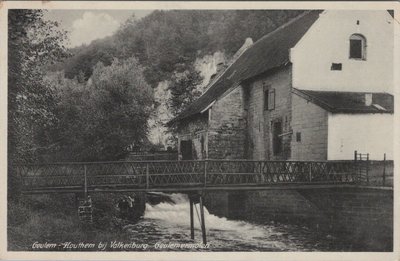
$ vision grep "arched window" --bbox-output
[349,34,367,60]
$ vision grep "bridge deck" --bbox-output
[22,183,362,194]
[12,159,365,194]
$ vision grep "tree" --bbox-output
[52,58,154,161]
[8,10,68,199]
[168,66,203,117]
[8,10,68,163]
[63,37,118,81]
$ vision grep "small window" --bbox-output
[349,34,366,60]
[264,86,275,111]
[296,132,301,142]
[331,63,342,71]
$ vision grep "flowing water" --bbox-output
[123,193,357,251]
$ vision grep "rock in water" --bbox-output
[116,193,146,223]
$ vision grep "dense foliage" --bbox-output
[48,58,153,161]
[61,10,305,87]
[168,66,203,117]
[8,10,68,164]
[8,10,68,200]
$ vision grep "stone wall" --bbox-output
[291,92,329,160]
[245,66,292,160]
[299,188,393,251]
[204,187,393,251]
[208,86,247,159]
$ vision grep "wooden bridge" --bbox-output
[13,159,364,194]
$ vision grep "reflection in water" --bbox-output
[124,193,355,251]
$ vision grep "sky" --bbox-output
[44,10,153,47]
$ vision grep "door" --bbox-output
[180,140,193,160]
[272,120,282,156]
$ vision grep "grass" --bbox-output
[8,193,133,251]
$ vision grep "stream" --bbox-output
[123,193,359,251]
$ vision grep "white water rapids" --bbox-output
[123,193,353,251]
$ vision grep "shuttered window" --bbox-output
[264,86,275,111]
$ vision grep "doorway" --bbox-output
[180,140,193,160]
[272,120,282,156]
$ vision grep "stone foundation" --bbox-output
[203,187,393,251]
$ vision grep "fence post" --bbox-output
[354,150,360,182]
[309,163,312,182]
[383,153,386,186]
[204,160,207,187]
[146,162,149,189]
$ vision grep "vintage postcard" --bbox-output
[0,1,399,260]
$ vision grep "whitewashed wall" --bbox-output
[327,113,393,160]
[291,10,394,93]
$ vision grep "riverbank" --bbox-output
[7,194,132,251]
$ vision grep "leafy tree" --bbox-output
[8,10,68,200]
[52,58,154,161]
[168,66,203,117]
[8,10,68,163]
[63,37,118,81]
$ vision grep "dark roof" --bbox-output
[293,89,394,114]
[169,10,322,125]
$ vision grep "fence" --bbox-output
[354,151,393,187]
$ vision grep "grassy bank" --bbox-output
[8,193,133,251]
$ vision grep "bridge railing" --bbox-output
[206,160,357,185]
[14,160,359,192]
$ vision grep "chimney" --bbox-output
[228,38,254,66]
[365,93,373,106]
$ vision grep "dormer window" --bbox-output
[349,34,366,60]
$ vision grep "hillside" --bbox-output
[60,10,304,83]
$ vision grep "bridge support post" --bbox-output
[199,195,207,245]
[189,197,195,240]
